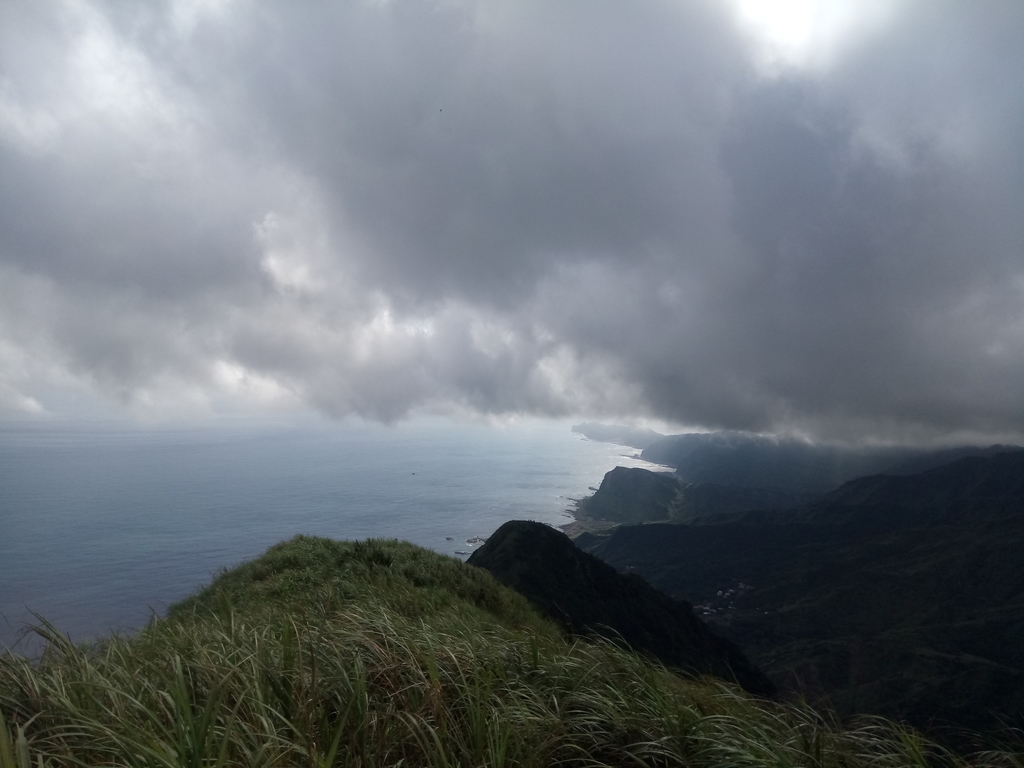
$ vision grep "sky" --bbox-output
[0,0,1022,444]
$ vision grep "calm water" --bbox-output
[0,418,652,651]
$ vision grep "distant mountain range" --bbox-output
[573,422,1017,493]
[573,449,1024,746]
[577,466,814,524]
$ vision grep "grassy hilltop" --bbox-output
[2,535,1021,767]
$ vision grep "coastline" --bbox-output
[557,433,675,538]
[557,497,621,539]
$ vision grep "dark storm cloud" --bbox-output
[0,0,1022,441]
[123,0,745,305]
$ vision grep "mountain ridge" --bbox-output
[576,450,1024,744]
[467,520,775,697]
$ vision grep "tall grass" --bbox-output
[2,536,1021,766]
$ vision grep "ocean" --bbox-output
[0,418,652,651]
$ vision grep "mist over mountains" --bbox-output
[574,422,1017,492]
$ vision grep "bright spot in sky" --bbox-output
[732,0,895,70]
[736,0,818,52]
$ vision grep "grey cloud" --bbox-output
[0,0,1022,442]
[145,0,747,305]
[525,1,1024,440]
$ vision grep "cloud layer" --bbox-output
[1,0,1022,441]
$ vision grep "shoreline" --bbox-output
[556,450,675,539]
[557,497,621,539]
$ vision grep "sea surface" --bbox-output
[0,418,653,651]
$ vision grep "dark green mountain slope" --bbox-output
[467,520,775,696]
[578,465,811,525]
[579,451,1024,742]
[816,450,1024,512]
[577,466,683,523]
